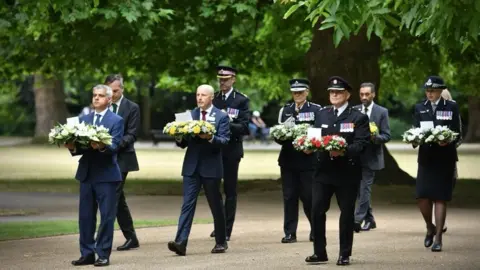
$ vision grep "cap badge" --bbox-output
[426,78,432,85]
[333,79,337,84]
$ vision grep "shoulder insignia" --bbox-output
[234,90,248,98]
[321,105,332,110]
[309,102,322,108]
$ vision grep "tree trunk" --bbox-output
[306,25,415,185]
[33,74,68,140]
[464,96,480,142]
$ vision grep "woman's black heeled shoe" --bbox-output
[431,242,442,252]
[424,225,436,248]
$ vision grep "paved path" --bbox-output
[1,191,480,269]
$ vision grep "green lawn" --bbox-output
[0,218,212,241]
[1,145,479,180]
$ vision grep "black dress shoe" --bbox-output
[211,243,228,253]
[354,223,361,233]
[210,231,215,238]
[424,226,436,248]
[93,258,109,267]
[117,237,140,251]
[361,221,376,231]
[281,234,297,243]
[305,254,328,263]
[336,256,350,266]
[309,232,314,242]
[71,255,95,266]
[167,241,186,256]
[225,235,230,241]
[442,226,447,233]
[431,242,442,252]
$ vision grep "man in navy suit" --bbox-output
[168,84,230,256]
[65,84,124,267]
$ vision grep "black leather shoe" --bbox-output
[225,235,230,241]
[71,254,95,266]
[309,232,314,242]
[117,237,139,251]
[305,253,328,263]
[210,231,215,238]
[361,221,376,231]
[168,241,186,256]
[424,226,436,248]
[442,226,447,233]
[281,234,297,243]
[354,223,361,233]
[211,243,228,253]
[336,256,350,266]
[431,242,442,252]
[93,258,109,267]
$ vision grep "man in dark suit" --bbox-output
[275,78,322,243]
[211,65,250,241]
[66,84,124,267]
[353,82,391,232]
[104,74,141,251]
[306,76,370,266]
[168,84,230,256]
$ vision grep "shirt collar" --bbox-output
[363,101,374,111]
[222,88,234,99]
[115,95,124,106]
[335,102,349,116]
[201,104,213,114]
[432,98,440,106]
[94,107,109,117]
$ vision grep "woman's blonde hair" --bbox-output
[441,89,453,101]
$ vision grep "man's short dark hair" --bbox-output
[104,74,124,89]
[360,82,375,93]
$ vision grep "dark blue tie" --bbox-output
[95,114,101,126]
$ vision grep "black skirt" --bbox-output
[416,163,455,201]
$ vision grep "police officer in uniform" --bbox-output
[211,65,251,241]
[413,76,460,252]
[306,76,370,266]
[276,78,322,243]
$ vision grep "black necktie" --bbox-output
[112,103,118,114]
[222,94,226,101]
[334,109,338,117]
[95,114,101,126]
[364,107,368,114]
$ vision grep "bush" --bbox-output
[389,117,412,140]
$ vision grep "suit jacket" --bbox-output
[313,104,370,185]
[212,89,250,159]
[276,101,322,171]
[176,106,230,178]
[71,110,124,183]
[115,97,140,172]
[413,98,460,166]
[353,103,391,170]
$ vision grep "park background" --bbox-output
[0,0,480,251]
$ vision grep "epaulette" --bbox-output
[284,103,293,107]
[309,102,322,108]
[321,105,332,110]
[353,104,362,109]
[234,90,248,98]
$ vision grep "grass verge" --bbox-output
[0,209,40,217]
[0,218,212,241]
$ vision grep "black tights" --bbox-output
[417,199,446,243]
